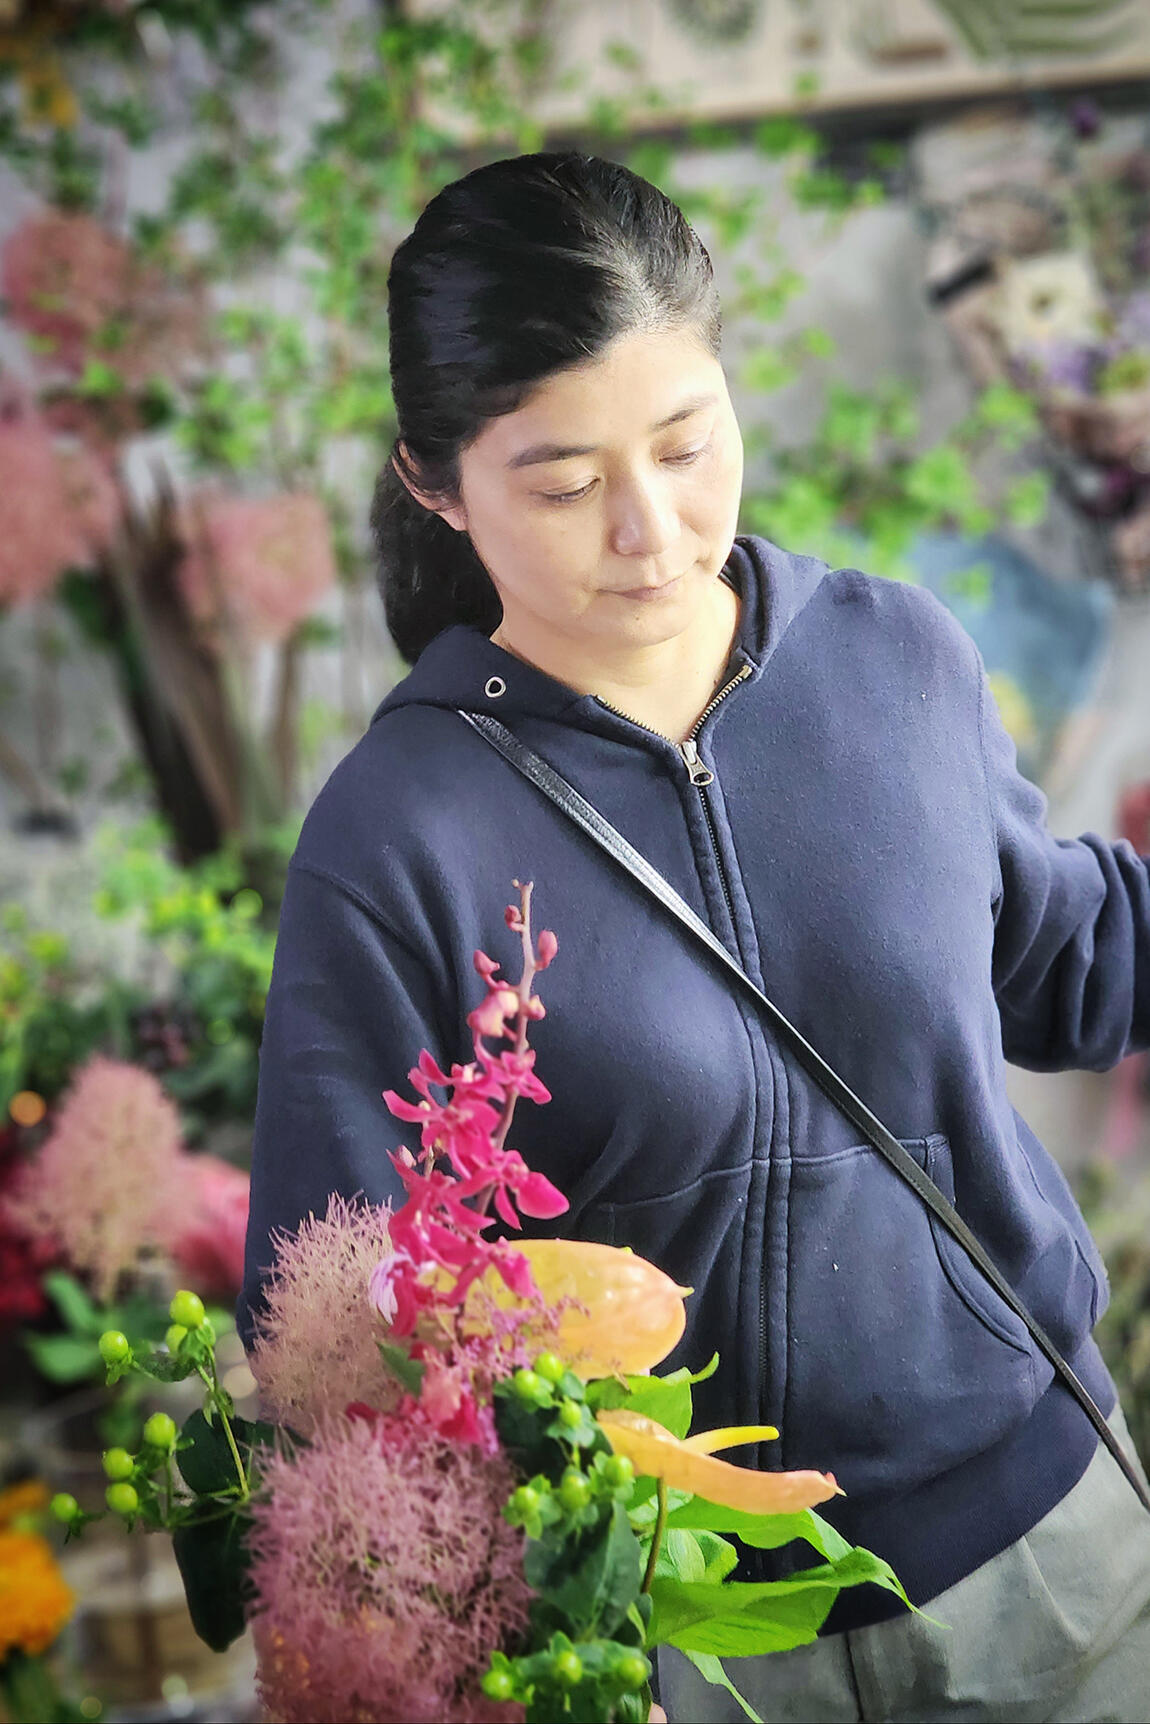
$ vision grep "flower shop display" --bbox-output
[915,101,1150,589]
[60,882,909,1724]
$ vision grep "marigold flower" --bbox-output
[0,1530,73,1659]
[595,1410,843,1514]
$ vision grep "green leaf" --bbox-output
[647,1566,843,1656]
[524,1499,643,1639]
[21,1331,102,1383]
[665,1500,853,1562]
[685,1651,764,1723]
[172,1507,253,1652]
[378,1341,426,1397]
[40,1269,102,1336]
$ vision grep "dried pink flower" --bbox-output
[247,1194,400,1436]
[177,491,337,645]
[248,1412,530,1724]
[0,393,105,604]
[169,1153,249,1302]
[1,1057,184,1301]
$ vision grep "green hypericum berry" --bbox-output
[614,1652,650,1691]
[480,1669,516,1702]
[558,1469,591,1512]
[101,1447,135,1482]
[143,1412,178,1451]
[558,1398,583,1429]
[509,1485,540,1516]
[552,1649,583,1688]
[533,1351,565,1384]
[168,1289,205,1329]
[602,1454,635,1488]
[50,1493,80,1524]
[511,1367,544,1401]
[105,1482,139,1516]
[164,1323,188,1353]
[98,1330,131,1365]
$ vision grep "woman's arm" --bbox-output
[980,658,1150,1072]
[238,859,449,1348]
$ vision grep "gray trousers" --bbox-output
[658,1405,1150,1724]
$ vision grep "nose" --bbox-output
[608,471,678,561]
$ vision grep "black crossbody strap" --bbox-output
[459,708,1150,1513]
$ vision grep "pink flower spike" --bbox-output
[517,1170,569,1220]
[493,1184,522,1230]
[537,929,558,969]
[383,1089,428,1123]
[468,987,518,1039]
[491,1247,538,1301]
[368,1253,407,1323]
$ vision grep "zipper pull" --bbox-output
[679,737,714,787]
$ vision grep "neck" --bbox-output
[491,576,741,744]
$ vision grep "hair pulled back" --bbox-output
[372,151,722,662]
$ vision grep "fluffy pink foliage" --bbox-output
[2,1057,184,1301]
[1,211,130,376]
[249,1413,530,1724]
[0,394,116,604]
[248,1194,401,1436]
[0,208,206,386]
[170,1153,250,1301]
[177,491,338,645]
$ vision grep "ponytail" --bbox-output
[370,451,500,664]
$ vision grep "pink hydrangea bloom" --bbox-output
[0,393,110,604]
[169,1153,250,1301]
[248,1195,402,1437]
[1,1057,184,1301]
[0,208,206,386]
[248,1412,531,1724]
[177,491,337,645]
[1,211,132,377]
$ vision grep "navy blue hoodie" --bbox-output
[241,535,1150,1629]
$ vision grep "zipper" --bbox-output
[595,659,752,782]
[595,659,752,929]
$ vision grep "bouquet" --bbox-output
[58,881,909,1723]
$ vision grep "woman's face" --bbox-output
[418,325,744,664]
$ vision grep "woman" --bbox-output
[241,151,1150,1721]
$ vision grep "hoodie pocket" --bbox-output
[786,1135,1041,1496]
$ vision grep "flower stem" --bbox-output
[642,1478,668,1594]
[196,1362,249,1501]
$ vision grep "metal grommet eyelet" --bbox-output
[484,676,507,699]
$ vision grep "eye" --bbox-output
[539,441,710,505]
[541,480,597,505]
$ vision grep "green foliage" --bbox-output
[492,1356,908,1719]
[1077,1159,1150,1467]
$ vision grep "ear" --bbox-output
[392,445,469,535]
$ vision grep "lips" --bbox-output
[614,574,685,598]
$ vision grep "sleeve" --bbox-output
[980,657,1150,1073]
[237,859,450,1348]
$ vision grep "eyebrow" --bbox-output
[505,393,719,469]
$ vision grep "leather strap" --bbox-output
[459,707,1150,1513]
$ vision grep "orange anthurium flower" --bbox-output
[461,1239,691,1376]
[596,1410,844,1514]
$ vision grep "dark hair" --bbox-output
[371,151,722,663]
